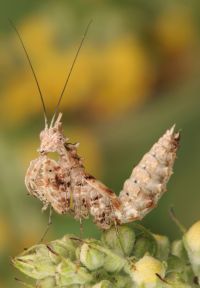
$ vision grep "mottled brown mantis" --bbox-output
[11,20,180,239]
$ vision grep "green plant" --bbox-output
[12,220,200,287]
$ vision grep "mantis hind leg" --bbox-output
[113,220,126,256]
[39,206,53,243]
[79,218,84,239]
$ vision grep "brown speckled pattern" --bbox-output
[25,114,179,229]
[119,126,180,223]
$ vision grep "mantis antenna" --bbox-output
[50,19,93,127]
[9,19,48,127]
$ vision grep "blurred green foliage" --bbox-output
[0,0,200,287]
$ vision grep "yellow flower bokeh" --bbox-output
[1,15,154,126]
[154,7,196,53]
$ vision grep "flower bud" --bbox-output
[101,226,135,256]
[168,254,195,285]
[171,240,188,262]
[153,234,170,261]
[80,239,126,273]
[12,244,57,279]
[133,236,156,259]
[167,255,185,274]
[36,277,56,288]
[127,255,166,287]
[49,234,78,261]
[80,241,105,271]
[183,220,200,278]
[165,273,191,288]
[111,275,133,288]
[56,258,93,286]
[103,253,126,273]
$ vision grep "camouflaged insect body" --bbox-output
[25,113,121,229]
[25,114,179,230]
[119,126,180,223]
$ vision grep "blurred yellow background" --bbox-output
[0,0,200,287]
